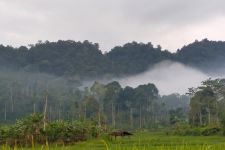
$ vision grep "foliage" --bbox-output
[169,108,187,125]
[188,78,225,127]
[45,120,96,144]
[176,39,225,72]
[106,41,173,75]
[201,127,221,136]
[0,69,190,129]
[1,39,225,78]
[0,114,99,147]
[169,122,221,136]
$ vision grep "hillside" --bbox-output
[0,39,225,78]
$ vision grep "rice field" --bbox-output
[67,132,225,150]
[2,132,225,150]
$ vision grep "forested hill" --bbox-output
[176,39,225,73]
[1,39,225,78]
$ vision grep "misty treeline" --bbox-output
[1,39,225,80]
[167,78,225,136]
[188,78,225,127]
[0,71,189,129]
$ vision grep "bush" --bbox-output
[201,127,221,136]
[169,127,221,136]
[46,120,85,143]
[45,120,99,144]
[0,125,10,144]
[171,128,202,136]
[0,114,100,147]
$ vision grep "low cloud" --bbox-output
[118,61,209,95]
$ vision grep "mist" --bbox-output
[0,68,80,92]
[117,61,209,95]
[0,61,220,96]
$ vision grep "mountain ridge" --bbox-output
[0,38,225,79]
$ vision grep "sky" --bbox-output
[0,0,225,52]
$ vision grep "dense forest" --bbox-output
[0,71,189,128]
[1,39,225,146]
[1,39,225,79]
[0,39,225,125]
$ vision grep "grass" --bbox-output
[2,132,225,149]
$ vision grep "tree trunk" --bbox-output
[111,103,115,128]
[43,92,48,131]
[98,109,101,128]
[208,109,211,125]
[49,106,52,121]
[10,87,14,113]
[4,103,7,121]
[130,108,133,129]
[33,103,36,114]
[139,105,142,128]
[199,111,202,126]
[84,103,87,120]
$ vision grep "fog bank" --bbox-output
[118,61,209,95]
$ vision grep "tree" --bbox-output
[189,79,222,126]
[103,81,122,127]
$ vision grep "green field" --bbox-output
[70,133,225,150]
[4,132,225,150]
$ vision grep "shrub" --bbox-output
[0,114,100,147]
[201,127,221,136]
[45,120,99,144]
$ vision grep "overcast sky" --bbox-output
[0,0,225,52]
